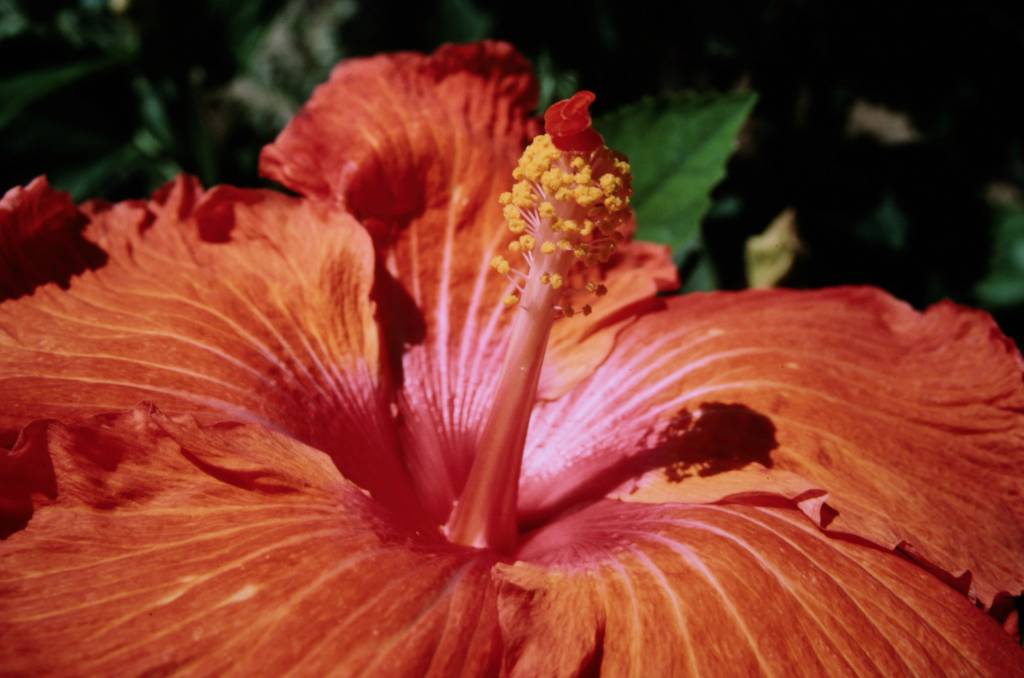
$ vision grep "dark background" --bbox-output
[3,0,1024,342]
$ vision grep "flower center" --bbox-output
[445,91,633,552]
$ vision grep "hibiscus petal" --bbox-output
[0,176,106,302]
[498,500,1024,676]
[261,42,676,521]
[0,177,416,511]
[521,287,1024,607]
[0,407,501,675]
[540,240,679,400]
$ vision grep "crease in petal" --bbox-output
[0,406,501,676]
[498,500,1024,677]
[520,286,1024,608]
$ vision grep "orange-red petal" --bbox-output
[0,176,106,302]
[499,501,1024,676]
[0,176,417,513]
[0,407,501,675]
[520,287,1024,607]
[260,43,676,522]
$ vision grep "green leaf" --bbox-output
[0,57,123,130]
[598,91,757,252]
[976,206,1024,308]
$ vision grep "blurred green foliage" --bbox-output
[2,0,1024,345]
[600,92,757,257]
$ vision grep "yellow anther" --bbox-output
[490,255,511,275]
[498,128,636,321]
[573,185,604,207]
[515,134,561,183]
[599,174,620,193]
[604,195,625,212]
[541,168,564,194]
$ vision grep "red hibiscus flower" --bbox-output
[2,42,1023,675]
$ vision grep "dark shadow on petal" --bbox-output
[658,402,777,481]
[519,402,778,531]
[0,421,57,539]
[0,207,107,303]
[372,259,427,388]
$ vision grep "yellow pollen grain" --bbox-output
[503,294,520,307]
[541,168,563,194]
[557,240,573,251]
[540,273,550,285]
[604,195,625,211]
[580,220,595,236]
[560,219,578,232]
[549,274,564,289]
[503,204,520,220]
[538,202,556,218]
[507,241,522,253]
[490,255,511,275]
[540,241,557,254]
[614,159,631,174]
[600,173,620,192]
[574,185,604,207]
[508,218,526,234]
[573,167,592,184]
[574,248,587,259]
[498,192,512,205]
[519,234,536,250]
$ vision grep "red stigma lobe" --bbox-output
[544,90,603,153]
